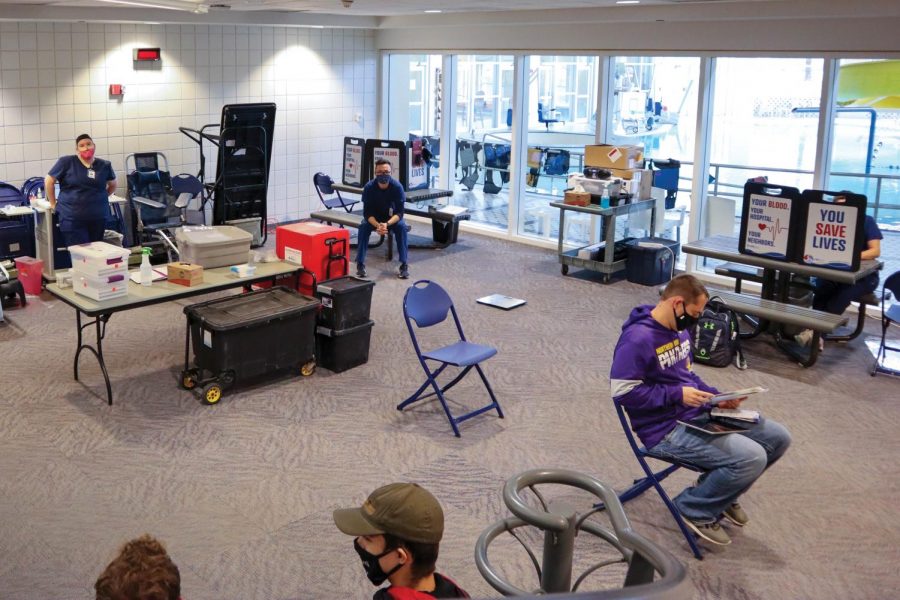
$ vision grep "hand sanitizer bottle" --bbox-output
[140,247,153,286]
[600,185,611,209]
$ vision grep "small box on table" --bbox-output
[168,262,204,286]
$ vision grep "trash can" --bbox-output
[315,276,375,330]
[316,320,375,373]
[625,237,680,286]
[182,287,319,404]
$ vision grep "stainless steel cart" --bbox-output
[551,199,656,283]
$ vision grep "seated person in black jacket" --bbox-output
[334,482,469,599]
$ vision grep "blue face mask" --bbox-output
[376,174,391,185]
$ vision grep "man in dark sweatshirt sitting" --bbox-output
[356,158,410,280]
[610,274,791,546]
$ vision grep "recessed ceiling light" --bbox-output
[424,9,442,13]
[616,1,641,4]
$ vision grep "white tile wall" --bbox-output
[0,22,376,223]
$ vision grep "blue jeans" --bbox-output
[649,416,791,523]
[356,218,408,266]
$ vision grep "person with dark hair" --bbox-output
[610,274,791,547]
[334,482,469,599]
[95,534,180,600]
[356,158,410,279]
[45,133,117,247]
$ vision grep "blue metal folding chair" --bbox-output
[400,280,504,437]
[611,398,704,559]
[314,172,357,212]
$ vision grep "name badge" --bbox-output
[87,169,96,179]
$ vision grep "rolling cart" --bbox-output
[181,286,319,404]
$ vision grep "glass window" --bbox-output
[705,58,824,241]
[453,54,515,230]
[386,54,443,187]
[828,58,900,278]
[604,56,700,259]
[519,55,598,241]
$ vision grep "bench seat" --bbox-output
[709,289,848,333]
[309,209,410,261]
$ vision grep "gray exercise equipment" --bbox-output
[474,468,691,598]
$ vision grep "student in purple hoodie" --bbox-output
[610,274,791,547]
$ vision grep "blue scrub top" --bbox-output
[48,155,116,221]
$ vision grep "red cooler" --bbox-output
[14,256,43,296]
[276,222,349,295]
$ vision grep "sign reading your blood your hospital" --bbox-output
[743,193,792,259]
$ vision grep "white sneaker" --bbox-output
[794,329,814,347]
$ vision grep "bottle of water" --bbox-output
[140,247,153,286]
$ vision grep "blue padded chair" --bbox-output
[314,172,357,212]
[610,398,704,559]
[400,280,504,437]
[0,182,35,261]
[537,102,563,130]
[171,173,207,225]
[872,270,900,377]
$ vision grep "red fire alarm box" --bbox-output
[109,84,123,96]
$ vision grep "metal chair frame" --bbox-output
[400,280,504,437]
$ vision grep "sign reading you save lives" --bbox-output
[801,199,860,270]
[743,192,793,259]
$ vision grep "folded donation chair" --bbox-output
[400,280,504,437]
[126,152,189,258]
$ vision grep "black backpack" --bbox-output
[691,297,747,369]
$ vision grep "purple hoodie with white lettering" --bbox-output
[609,305,719,449]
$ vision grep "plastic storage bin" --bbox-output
[68,242,130,277]
[315,276,375,330]
[276,222,349,295]
[13,256,43,295]
[73,271,128,301]
[175,225,252,269]
[316,320,375,373]
[183,287,319,404]
[625,237,680,286]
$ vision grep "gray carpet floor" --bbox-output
[1,223,898,599]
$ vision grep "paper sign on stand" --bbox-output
[799,190,867,271]
[739,182,801,261]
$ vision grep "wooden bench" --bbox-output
[708,288,849,367]
[309,209,409,261]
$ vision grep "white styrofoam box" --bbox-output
[68,241,131,277]
[73,272,128,301]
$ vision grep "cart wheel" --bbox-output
[181,368,199,390]
[199,383,223,405]
[300,360,316,377]
[219,370,236,389]
[561,264,569,275]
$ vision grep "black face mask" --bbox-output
[672,305,698,331]
[354,538,403,586]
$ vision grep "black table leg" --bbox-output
[74,310,113,405]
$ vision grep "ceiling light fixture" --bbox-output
[424,9,442,12]
[616,1,641,4]
[97,0,209,13]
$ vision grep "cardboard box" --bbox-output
[167,262,204,287]
[585,144,644,170]
[564,190,591,206]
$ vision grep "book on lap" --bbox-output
[677,417,754,435]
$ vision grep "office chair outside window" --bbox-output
[537,102,564,130]
[400,280,504,437]
[610,398,705,559]
[872,270,900,377]
[314,172,358,212]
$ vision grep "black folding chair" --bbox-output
[872,270,900,377]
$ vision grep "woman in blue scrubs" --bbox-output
[44,134,117,247]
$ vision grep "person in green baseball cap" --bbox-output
[333,482,469,599]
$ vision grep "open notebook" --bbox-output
[477,294,526,310]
